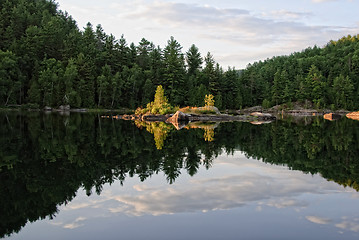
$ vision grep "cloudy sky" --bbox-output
[56,0,359,68]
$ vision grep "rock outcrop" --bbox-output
[142,114,169,121]
[324,113,342,121]
[346,111,359,121]
[105,110,277,126]
[58,105,70,111]
[196,106,221,114]
[167,111,190,123]
[250,112,276,120]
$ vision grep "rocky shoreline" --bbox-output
[3,105,357,123]
[112,110,277,123]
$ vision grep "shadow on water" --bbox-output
[0,112,359,237]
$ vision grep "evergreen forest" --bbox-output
[1,0,359,110]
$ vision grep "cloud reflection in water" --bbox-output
[52,152,357,234]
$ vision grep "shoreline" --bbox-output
[0,106,353,118]
[109,110,277,123]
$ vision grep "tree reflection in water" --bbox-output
[0,112,358,237]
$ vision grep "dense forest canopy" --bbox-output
[0,0,358,110]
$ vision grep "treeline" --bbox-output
[240,35,359,110]
[0,0,241,110]
[1,0,359,110]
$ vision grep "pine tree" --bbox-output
[137,38,153,70]
[110,72,123,108]
[76,53,95,108]
[97,65,111,107]
[163,36,186,105]
[203,52,216,92]
[186,44,203,76]
[271,70,284,105]
[332,75,354,110]
[116,34,129,68]
[306,65,327,108]
[194,84,209,106]
[149,46,164,86]
[142,78,155,106]
[281,70,293,103]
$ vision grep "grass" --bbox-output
[179,106,217,115]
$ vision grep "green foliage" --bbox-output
[332,75,354,109]
[179,106,216,115]
[142,78,155,106]
[186,44,203,76]
[190,84,208,107]
[135,121,173,150]
[215,94,222,109]
[0,50,22,105]
[239,35,359,110]
[37,58,63,107]
[0,0,358,111]
[139,85,178,115]
[305,65,327,108]
[262,99,271,109]
[163,36,186,105]
[63,59,79,107]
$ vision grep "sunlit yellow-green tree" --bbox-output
[134,120,173,149]
[204,128,214,142]
[136,85,178,115]
[204,94,215,108]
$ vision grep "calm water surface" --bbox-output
[1,112,359,239]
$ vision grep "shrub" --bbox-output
[204,94,215,107]
[135,107,147,115]
[262,99,271,109]
[178,106,216,115]
[138,85,177,115]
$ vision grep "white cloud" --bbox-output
[56,154,350,218]
[62,198,108,211]
[108,1,357,68]
[99,170,342,216]
[63,202,93,210]
[263,10,313,20]
[121,2,312,38]
[305,216,359,233]
[47,152,359,237]
[336,221,359,232]
[62,217,87,229]
[63,222,84,229]
[306,216,332,225]
[266,198,308,209]
[57,0,359,68]
[312,0,337,2]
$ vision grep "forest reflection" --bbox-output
[0,112,358,238]
[134,120,218,149]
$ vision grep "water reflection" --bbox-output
[14,154,359,240]
[1,112,359,239]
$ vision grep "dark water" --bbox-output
[1,112,359,239]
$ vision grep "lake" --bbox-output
[1,112,359,240]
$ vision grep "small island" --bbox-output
[103,85,276,128]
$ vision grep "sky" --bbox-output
[56,0,359,69]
